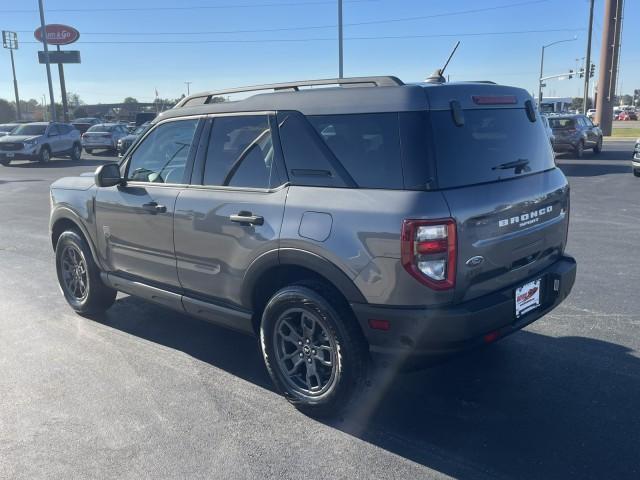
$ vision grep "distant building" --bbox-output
[537,97,573,114]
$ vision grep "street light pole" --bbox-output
[538,37,577,106]
[38,0,56,122]
[2,31,21,121]
[338,0,343,78]
[583,0,595,113]
[185,81,192,96]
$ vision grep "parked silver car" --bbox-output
[82,123,129,155]
[0,122,81,165]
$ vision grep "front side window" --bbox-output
[203,115,276,189]
[126,119,198,184]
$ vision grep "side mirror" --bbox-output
[95,163,124,187]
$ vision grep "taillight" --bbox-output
[401,218,456,290]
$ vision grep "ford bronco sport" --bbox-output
[49,76,576,415]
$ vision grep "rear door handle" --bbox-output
[229,211,264,226]
[142,202,167,214]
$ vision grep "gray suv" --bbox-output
[0,122,82,165]
[49,76,576,416]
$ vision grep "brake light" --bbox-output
[472,95,517,105]
[401,219,456,290]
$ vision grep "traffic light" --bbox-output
[589,63,596,78]
[568,69,574,79]
[579,68,585,78]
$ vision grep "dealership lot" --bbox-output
[0,140,639,479]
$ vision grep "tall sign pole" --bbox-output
[37,0,57,122]
[56,45,69,121]
[2,31,21,121]
[582,0,595,114]
[338,0,343,78]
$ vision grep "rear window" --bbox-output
[87,125,111,133]
[548,118,576,129]
[430,108,554,189]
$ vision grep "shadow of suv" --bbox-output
[49,76,576,416]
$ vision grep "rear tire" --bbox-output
[260,284,368,417]
[84,148,93,155]
[55,230,116,315]
[574,140,584,159]
[593,137,602,154]
[0,158,9,166]
[634,169,640,177]
[70,143,82,161]
[39,146,51,163]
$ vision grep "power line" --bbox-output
[18,28,585,45]
[3,0,376,14]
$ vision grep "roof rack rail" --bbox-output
[175,76,404,108]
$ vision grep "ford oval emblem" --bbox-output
[466,256,484,267]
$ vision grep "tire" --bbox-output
[55,230,116,315]
[260,284,368,417]
[634,169,640,178]
[84,148,93,155]
[593,137,603,154]
[574,140,584,159]
[70,143,82,161]
[0,158,9,166]
[39,146,51,163]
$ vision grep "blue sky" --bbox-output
[1,0,638,105]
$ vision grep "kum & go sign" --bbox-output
[34,24,80,45]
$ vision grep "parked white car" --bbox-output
[586,109,596,119]
[82,123,129,154]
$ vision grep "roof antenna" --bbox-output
[425,41,460,84]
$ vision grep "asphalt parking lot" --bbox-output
[1,140,639,480]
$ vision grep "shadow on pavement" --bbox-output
[559,162,632,177]
[94,295,640,480]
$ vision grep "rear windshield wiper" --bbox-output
[492,158,530,173]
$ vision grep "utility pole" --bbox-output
[595,0,624,135]
[582,0,595,113]
[38,0,56,122]
[338,0,343,78]
[185,81,192,96]
[2,31,21,121]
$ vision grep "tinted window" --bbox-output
[307,113,403,189]
[12,124,47,135]
[87,125,111,133]
[127,119,198,183]
[548,118,576,129]
[276,111,348,188]
[58,124,72,134]
[203,115,277,188]
[49,124,60,135]
[431,108,554,188]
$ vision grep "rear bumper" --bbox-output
[351,255,576,366]
[553,142,578,152]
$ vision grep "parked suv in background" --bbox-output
[0,122,81,165]
[49,76,576,416]
[548,114,603,158]
[82,123,129,155]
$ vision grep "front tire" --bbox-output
[260,284,367,417]
[55,230,116,315]
[39,146,51,163]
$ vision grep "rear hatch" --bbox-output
[423,84,569,303]
[547,116,577,143]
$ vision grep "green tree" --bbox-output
[73,106,88,118]
[123,97,139,104]
[0,99,16,122]
[569,97,592,112]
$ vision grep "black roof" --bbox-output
[155,76,532,122]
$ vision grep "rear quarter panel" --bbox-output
[281,186,454,306]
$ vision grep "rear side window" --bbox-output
[307,113,403,189]
[203,115,277,189]
[430,108,554,189]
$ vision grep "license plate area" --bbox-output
[515,278,541,318]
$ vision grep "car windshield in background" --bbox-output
[87,125,112,133]
[11,124,47,136]
[73,118,96,123]
[548,118,576,129]
[430,108,554,188]
[0,125,17,133]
